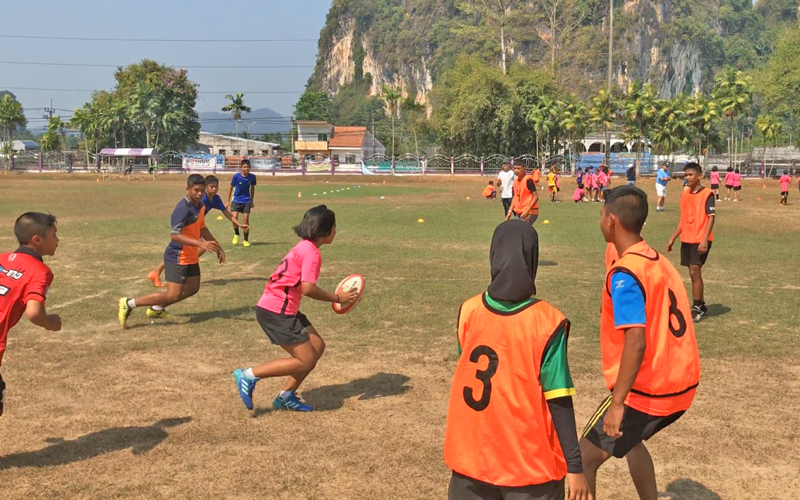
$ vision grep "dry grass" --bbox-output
[0,174,798,499]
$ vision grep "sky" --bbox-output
[0,0,332,128]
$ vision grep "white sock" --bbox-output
[151,305,164,311]
[127,299,136,309]
[279,390,294,399]
[244,368,257,380]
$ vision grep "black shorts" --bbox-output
[733,186,741,191]
[0,373,5,416]
[680,242,712,267]
[725,184,733,189]
[164,262,201,284]
[710,184,719,190]
[256,307,312,345]
[448,471,564,500]
[229,201,251,214]
[781,191,788,196]
[582,395,685,458]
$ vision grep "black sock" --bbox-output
[693,299,702,307]
[244,231,249,241]
[234,228,240,236]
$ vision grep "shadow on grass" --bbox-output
[0,417,191,469]
[203,277,268,286]
[181,305,255,324]
[662,479,721,500]
[253,372,411,416]
[706,304,731,318]
[539,261,558,267]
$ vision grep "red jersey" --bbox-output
[0,248,54,366]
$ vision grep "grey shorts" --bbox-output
[164,262,200,284]
[514,212,538,225]
[230,201,251,214]
[255,307,312,345]
[448,471,564,500]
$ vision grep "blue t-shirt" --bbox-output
[231,173,257,204]
[609,271,646,328]
[202,193,226,215]
[656,169,671,186]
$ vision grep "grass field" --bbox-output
[0,172,798,500]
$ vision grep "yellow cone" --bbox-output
[543,220,551,224]
[418,218,425,223]
[466,196,471,200]
[216,215,224,220]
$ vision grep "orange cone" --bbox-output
[383,180,386,185]
[763,184,766,189]
[96,178,100,183]
[298,191,302,198]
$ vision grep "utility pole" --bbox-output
[606,0,614,170]
[290,117,295,158]
[42,99,55,120]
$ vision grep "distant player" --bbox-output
[655,163,671,211]
[146,175,248,287]
[532,165,543,191]
[597,166,609,201]
[0,213,62,416]
[581,185,700,500]
[780,170,791,205]
[118,175,225,327]
[497,162,516,217]
[232,206,357,412]
[723,166,734,200]
[505,164,540,226]
[709,166,720,200]
[227,159,257,247]
[732,168,742,201]
[626,164,636,186]
[667,163,715,321]
[482,180,497,199]
[584,168,596,202]
[547,167,558,202]
[445,220,591,500]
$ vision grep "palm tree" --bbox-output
[39,131,60,153]
[620,81,656,175]
[130,82,159,148]
[222,92,251,139]
[559,98,588,170]
[712,68,753,168]
[652,97,691,163]
[48,116,68,152]
[70,104,99,167]
[589,87,617,167]
[686,95,719,162]
[381,85,402,160]
[401,97,425,160]
[0,94,26,169]
[755,115,782,176]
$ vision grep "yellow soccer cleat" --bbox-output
[146,308,170,319]
[232,235,239,245]
[118,297,133,329]
[243,240,251,247]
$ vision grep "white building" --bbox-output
[295,121,333,158]
[328,126,386,165]
[11,140,39,152]
[196,132,279,157]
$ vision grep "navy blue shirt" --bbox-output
[202,193,226,215]
[626,167,636,182]
[231,173,257,204]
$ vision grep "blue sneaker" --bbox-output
[233,369,257,410]
[272,391,313,412]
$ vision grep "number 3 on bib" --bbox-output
[463,345,499,411]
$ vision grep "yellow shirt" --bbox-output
[546,172,556,187]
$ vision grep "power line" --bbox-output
[2,86,302,94]
[0,60,314,69]
[0,34,317,43]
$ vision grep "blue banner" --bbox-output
[576,152,653,174]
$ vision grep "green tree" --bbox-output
[70,103,100,166]
[712,67,753,166]
[454,0,526,74]
[222,92,252,138]
[685,95,719,160]
[381,84,402,159]
[589,87,618,167]
[130,82,159,149]
[652,96,692,161]
[559,97,588,166]
[39,130,60,153]
[619,82,657,174]
[294,91,332,121]
[755,114,782,175]
[47,116,68,152]
[0,94,26,168]
[757,26,800,124]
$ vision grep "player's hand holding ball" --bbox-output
[46,314,62,331]
[338,288,359,305]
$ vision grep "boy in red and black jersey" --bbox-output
[0,212,62,416]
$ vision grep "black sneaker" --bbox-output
[692,305,708,322]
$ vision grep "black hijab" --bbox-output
[487,220,539,302]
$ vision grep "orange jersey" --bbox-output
[679,187,715,244]
[604,242,619,272]
[165,197,207,265]
[482,185,496,198]
[531,168,541,183]
[601,241,700,416]
[512,175,539,215]
[445,293,574,487]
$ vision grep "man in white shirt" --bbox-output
[497,162,516,217]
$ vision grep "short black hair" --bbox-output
[712,166,718,172]
[734,168,740,173]
[294,205,336,240]
[187,174,206,188]
[204,175,219,186]
[502,161,511,167]
[241,159,251,167]
[727,166,733,172]
[604,185,648,233]
[784,170,789,175]
[14,212,57,245]
[684,162,701,174]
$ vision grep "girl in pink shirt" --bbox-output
[597,168,608,201]
[232,205,358,412]
[724,167,735,200]
[733,168,742,201]
[709,166,720,200]
[780,170,792,205]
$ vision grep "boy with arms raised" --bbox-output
[227,159,257,247]
[580,186,700,500]
[0,213,62,416]
[146,175,247,287]
[666,162,715,321]
[445,220,591,500]
[119,175,225,327]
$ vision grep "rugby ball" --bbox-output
[332,274,365,315]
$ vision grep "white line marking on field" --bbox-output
[51,289,112,310]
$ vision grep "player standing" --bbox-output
[227,159,257,247]
[505,164,540,226]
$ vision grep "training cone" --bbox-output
[763,184,766,189]
[380,196,385,199]
[543,220,551,224]
[418,218,425,223]
[96,178,100,183]
[216,215,224,221]
[383,180,386,184]
[757,197,762,201]
[298,191,302,198]
[466,196,471,200]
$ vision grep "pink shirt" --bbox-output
[597,171,608,186]
[710,171,720,185]
[257,239,321,315]
[585,173,596,189]
[724,172,734,186]
[572,188,583,201]
[733,173,742,187]
[780,175,791,191]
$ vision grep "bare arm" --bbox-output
[300,281,357,304]
[699,215,715,254]
[604,327,646,437]
[250,184,256,206]
[199,227,225,262]
[226,184,234,206]
[24,299,61,331]
[222,209,248,229]
[666,221,682,252]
